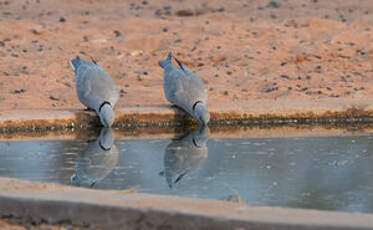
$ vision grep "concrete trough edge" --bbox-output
[2,99,373,132]
[0,179,373,230]
[0,196,304,230]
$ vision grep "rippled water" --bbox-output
[1,127,373,213]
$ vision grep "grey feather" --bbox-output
[158,52,172,68]
[70,56,118,127]
[70,128,119,187]
[159,53,209,125]
[161,126,210,188]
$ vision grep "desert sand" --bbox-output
[1,0,373,113]
[2,0,373,227]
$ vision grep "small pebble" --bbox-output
[114,30,121,37]
[11,88,26,94]
[280,74,290,80]
[31,25,44,35]
[49,95,60,101]
[216,7,225,12]
[267,0,280,8]
[59,17,66,22]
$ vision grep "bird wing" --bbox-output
[173,71,207,113]
[163,59,206,115]
[163,67,184,103]
[76,64,118,110]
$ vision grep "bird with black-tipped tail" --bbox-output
[158,52,210,126]
[70,56,118,127]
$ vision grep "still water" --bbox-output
[1,127,373,213]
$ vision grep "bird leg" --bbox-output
[84,107,95,112]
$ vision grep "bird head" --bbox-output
[194,102,210,126]
[99,103,115,127]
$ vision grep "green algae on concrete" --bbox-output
[1,123,373,140]
[2,99,373,132]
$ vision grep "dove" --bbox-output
[70,127,119,188]
[160,125,210,188]
[70,56,118,127]
[158,52,210,126]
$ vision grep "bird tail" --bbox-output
[69,56,81,71]
[158,52,172,68]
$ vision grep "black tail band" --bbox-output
[192,137,203,148]
[192,101,203,112]
[99,101,111,113]
[99,141,112,151]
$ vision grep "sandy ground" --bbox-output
[2,2,373,228]
[1,0,373,113]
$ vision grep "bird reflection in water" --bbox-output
[160,125,210,188]
[70,128,119,188]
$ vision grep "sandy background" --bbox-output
[1,1,373,227]
[1,0,373,113]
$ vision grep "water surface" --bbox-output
[1,127,373,214]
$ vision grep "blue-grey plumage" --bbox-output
[70,56,118,127]
[160,125,210,188]
[70,127,119,187]
[158,52,210,126]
